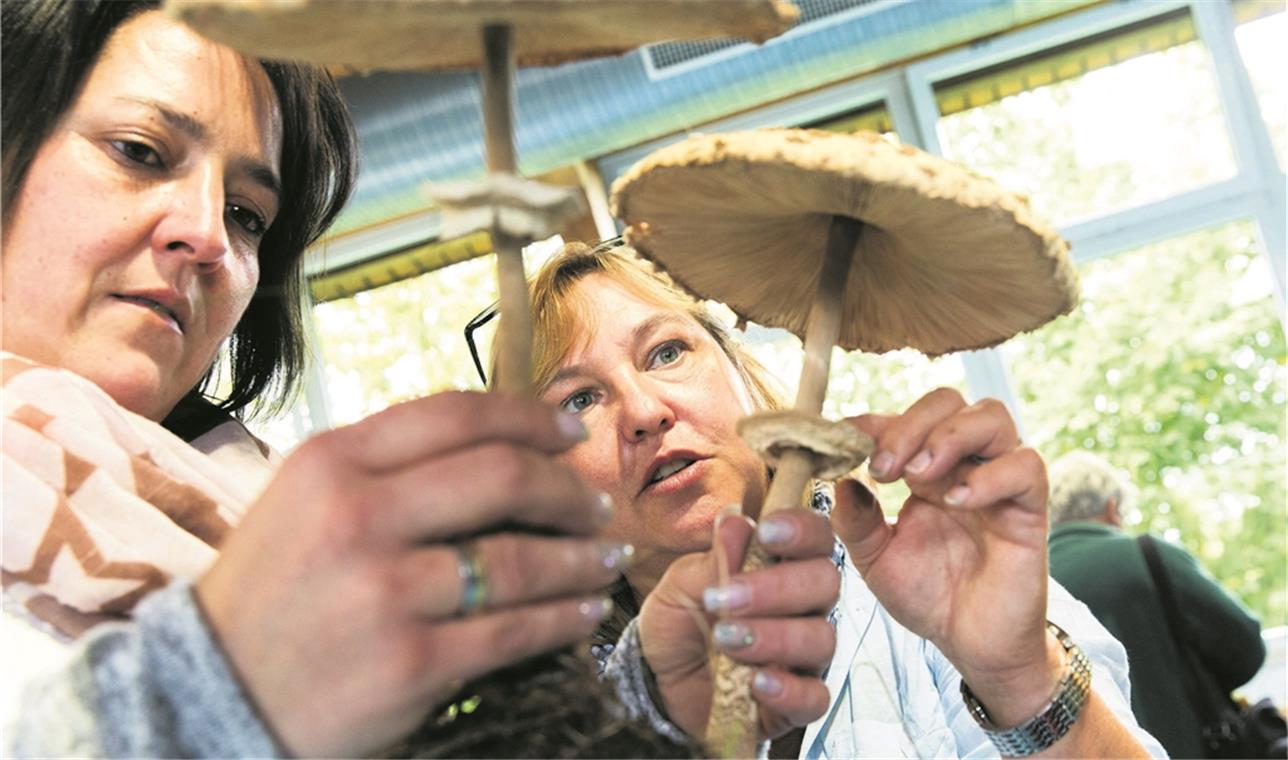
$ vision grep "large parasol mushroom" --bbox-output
[167,0,798,395]
[610,127,1079,756]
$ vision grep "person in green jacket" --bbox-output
[1047,451,1266,758]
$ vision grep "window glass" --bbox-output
[1005,220,1286,627]
[1235,7,1287,168]
[806,103,894,137]
[937,34,1237,227]
[312,255,498,426]
[311,238,567,425]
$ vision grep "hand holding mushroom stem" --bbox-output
[705,214,872,757]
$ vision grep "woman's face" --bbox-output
[541,274,769,595]
[1,11,282,421]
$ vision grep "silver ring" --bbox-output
[453,542,489,615]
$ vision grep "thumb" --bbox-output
[831,478,891,573]
[712,508,756,580]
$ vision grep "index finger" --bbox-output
[334,391,587,473]
[850,388,967,481]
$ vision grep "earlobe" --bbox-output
[1104,497,1122,527]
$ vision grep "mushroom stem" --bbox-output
[482,25,516,175]
[796,215,862,412]
[481,24,533,395]
[705,216,862,759]
[760,214,862,515]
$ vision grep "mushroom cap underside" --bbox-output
[612,129,1078,356]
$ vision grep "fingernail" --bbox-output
[945,485,971,506]
[870,451,894,478]
[555,412,588,441]
[906,449,932,475]
[713,621,755,649]
[597,541,635,571]
[579,596,613,623]
[757,515,796,546]
[703,581,751,612]
[753,670,783,696]
[715,506,750,535]
[595,492,614,524]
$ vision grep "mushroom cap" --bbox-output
[165,0,799,70]
[611,129,1079,356]
[737,410,874,480]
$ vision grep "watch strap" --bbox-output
[960,621,1092,757]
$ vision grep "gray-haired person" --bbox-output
[1047,451,1265,758]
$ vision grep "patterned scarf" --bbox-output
[1,352,273,638]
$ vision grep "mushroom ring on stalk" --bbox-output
[610,127,1078,758]
[737,410,873,481]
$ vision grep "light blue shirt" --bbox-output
[601,485,1168,758]
[801,557,1168,758]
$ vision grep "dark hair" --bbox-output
[1,0,358,420]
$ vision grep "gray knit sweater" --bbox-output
[4,580,673,758]
[5,581,281,758]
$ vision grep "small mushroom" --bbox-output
[737,410,873,481]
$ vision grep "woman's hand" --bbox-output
[638,508,838,742]
[197,392,624,758]
[831,388,1061,728]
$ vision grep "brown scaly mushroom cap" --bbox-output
[611,128,1079,357]
[165,0,799,71]
[737,410,874,481]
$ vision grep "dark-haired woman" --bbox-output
[1,3,634,755]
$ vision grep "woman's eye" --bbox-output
[110,139,163,168]
[227,204,268,238]
[648,340,686,369]
[560,389,596,415]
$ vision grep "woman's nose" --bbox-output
[155,164,230,268]
[620,379,676,442]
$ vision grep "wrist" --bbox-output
[958,627,1065,728]
[961,621,1093,757]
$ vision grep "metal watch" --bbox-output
[960,621,1092,757]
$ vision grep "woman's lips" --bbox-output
[113,294,183,334]
[643,457,710,496]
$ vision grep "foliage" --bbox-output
[938,36,1287,628]
[1007,223,1286,628]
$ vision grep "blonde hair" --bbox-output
[492,240,784,413]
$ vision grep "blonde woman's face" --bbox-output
[0,11,282,421]
[540,274,768,595]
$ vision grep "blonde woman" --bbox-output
[518,240,1166,757]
